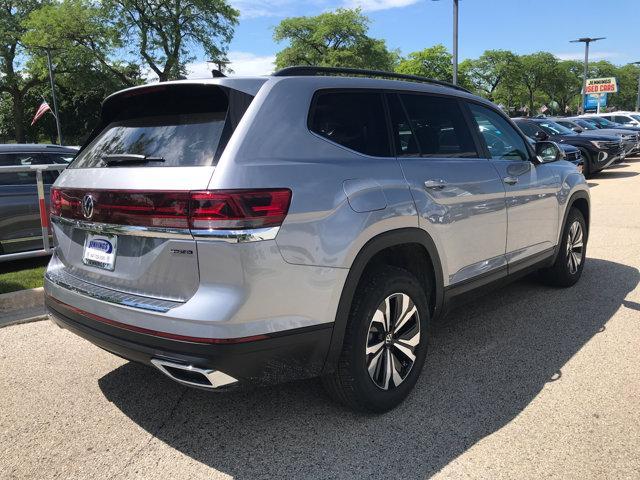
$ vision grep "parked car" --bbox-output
[0,144,76,258]
[598,112,640,127]
[580,114,640,134]
[44,68,590,412]
[554,117,640,157]
[513,117,623,177]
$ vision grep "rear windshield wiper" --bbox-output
[102,154,165,166]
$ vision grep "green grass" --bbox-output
[0,257,49,294]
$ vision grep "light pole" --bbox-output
[45,48,63,145]
[570,37,605,114]
[432,0,459,85]
[631,61,640,112]
[452,0,458,85]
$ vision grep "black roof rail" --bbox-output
[272,66,471,93]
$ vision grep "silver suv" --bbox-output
[44,67,590,412]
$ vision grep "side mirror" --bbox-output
[572,126,583,133]
[535,141,564,163]
[534,130,549,141]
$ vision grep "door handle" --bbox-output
[503,176,519,185]
[424,179,447,190]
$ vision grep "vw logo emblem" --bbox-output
[82,194,95,220]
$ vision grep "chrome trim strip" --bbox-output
[192,226,280,243]
[51,215,193,240]
[45,269,182,313]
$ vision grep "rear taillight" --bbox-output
[190,189,291,230]
[50,187,62,216]
[50,188,291,231]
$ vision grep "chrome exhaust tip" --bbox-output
[151,359,238,389]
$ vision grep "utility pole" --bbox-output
[45,48,63,145]
[452,0,458,85]
[432,0,459,85]
[632,61,640,112]
[570,37,605,114]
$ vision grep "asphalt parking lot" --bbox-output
[1,158,639,480]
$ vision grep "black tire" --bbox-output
[539,208,587,287]
[579,148,592,178]
[322,265,430,413]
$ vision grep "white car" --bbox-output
[596,112,640,127]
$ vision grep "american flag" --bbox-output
[31,101,51,126]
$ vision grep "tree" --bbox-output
[273,8,398,71]
[517,52,557,114]
[0,0,49,143]
[613,63,640,111]
[545,60,582,114]
[395,45,453,82]
[106,0,239,81]
[459,50,518,101]
[23,0,140,87]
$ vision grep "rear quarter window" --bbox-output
[309,91,391,157]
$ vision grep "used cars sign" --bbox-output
[584,77,618,94]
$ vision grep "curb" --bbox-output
[0,287,46,328]
[0,287,44,312]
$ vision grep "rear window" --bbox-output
[71,86,253,168]
[309,91,391,157]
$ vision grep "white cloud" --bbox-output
[186,51,276,78]
[553,51,622,61]
[230,0,324,18]
[343,0,420,11]
[229,0,418,17]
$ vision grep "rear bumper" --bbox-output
[46,294,332,387]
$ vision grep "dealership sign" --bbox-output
[584,77,618,94]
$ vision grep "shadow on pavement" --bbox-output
[594,170,638,179]
[99,258,638,479]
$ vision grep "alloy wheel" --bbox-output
[566,220,584,275]
[365,293,421,390]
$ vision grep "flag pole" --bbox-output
[45,48,62,145]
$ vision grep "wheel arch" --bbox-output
[553,189,590,263]
[322,227,444,374]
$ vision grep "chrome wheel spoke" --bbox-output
[367,348,384,379]
[393,295,416,335]
[393,340,416,362]
[382,349,393,390]
[383,297,392,332]
[366,340,384,356]
[390,351,403,387]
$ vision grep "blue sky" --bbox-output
[186,0,640,77]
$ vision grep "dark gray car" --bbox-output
[0,144,76,257]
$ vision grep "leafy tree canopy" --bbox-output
[273,8,398,71]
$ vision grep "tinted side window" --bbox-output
[468,103,530,161]
[515,121,538,138]
[0,153,37,186]
[387,94,419,156]
[310,91,390,157]
[399,94,478,158]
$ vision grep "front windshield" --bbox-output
[575,119,597,130]
[630,114,640,122]
[589,117,617,128]
[537,121,574,135]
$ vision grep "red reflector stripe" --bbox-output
[39,198,49,228]
[47,296,269,345]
